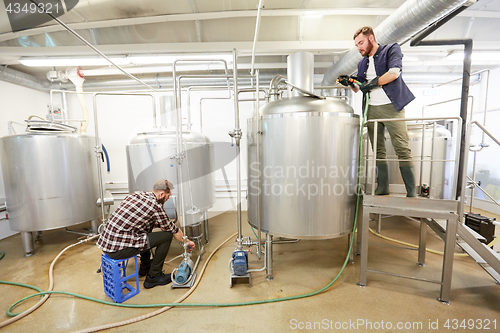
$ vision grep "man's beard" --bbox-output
[158,197,166,205]
[362,41,373,57]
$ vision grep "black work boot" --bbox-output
[399,165,416,197]
[143,273,172,289]
[374,162,390,195]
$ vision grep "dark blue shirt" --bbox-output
[356,43,415,112]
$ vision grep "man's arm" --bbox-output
[377,71,399,86]
[173,229,195,251]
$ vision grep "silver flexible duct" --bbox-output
[1,66,469,92]
[321,0,470,85]
[0,65,73,91]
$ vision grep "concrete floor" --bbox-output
[0,211,499,332]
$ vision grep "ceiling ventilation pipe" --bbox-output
[321,0,473,86]
[0,65,73,91]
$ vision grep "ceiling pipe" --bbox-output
[250,0,265,76]
[321,0,471,86]
[0,65,73,91]
[27,0,157,92]
[0,66,468,92]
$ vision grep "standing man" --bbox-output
[97,179,195,289]
[338,26,416,197]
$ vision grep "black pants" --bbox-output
[105,231,173,277]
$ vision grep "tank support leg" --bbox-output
[21,231,34,257]
[348,233,355,263]
[91,219,99,235]
[203,211,209,244]
[265,233,273,281]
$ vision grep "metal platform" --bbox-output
[358,195,459,304]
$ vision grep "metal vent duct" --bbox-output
[0,66,73,91]
[321,0,472,85]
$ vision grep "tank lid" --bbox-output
[260,95,354,116]
[26,120,77,133]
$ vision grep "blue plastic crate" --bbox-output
[101,253,140,303]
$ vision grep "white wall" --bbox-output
[2,67,500,245]
[0,81,49,239]
[60,87,255,214]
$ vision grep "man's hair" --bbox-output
[354,26,376,41]
[152,179,174,193]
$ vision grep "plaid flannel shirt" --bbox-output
[96,191,179,252]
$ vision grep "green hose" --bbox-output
[1,281,43,316]
[0,251,4,260]
[1,95,369,316]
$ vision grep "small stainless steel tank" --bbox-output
[0,122,100,254]
[364,123,455,199]
[386,123,455,199]
[247,96,360,239]
[126,129,216,218]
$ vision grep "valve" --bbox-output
[421,183,430,198]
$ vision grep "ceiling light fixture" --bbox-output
[19,56,130,67]
[445,51,500,62]
[19,53,234,67]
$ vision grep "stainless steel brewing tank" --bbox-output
[126,130,216,211]
[247,96,360,239]
[0,133,100,232]
[386,123,454,199]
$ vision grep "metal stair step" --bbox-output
[462,223,487,242]
[456,223,500,284]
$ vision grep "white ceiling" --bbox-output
[0,0,499,86]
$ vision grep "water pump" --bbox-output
[174,258,194,284]
[231,250,248,276]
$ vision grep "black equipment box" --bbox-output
[464,213,496,246]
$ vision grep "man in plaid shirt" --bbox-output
[97,179,195,289]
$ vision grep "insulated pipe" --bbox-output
[410,0,476,45]
[0,65,73,91]
[321,0,470,85]
[410,39,472,200]
[28,0,157,92]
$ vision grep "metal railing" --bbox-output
[460,121,500,224]
[364,116,462,199]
